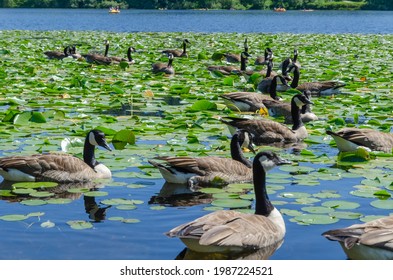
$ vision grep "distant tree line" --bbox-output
[0,0,392,10]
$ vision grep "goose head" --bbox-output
[237,129,256,154]
[87,130,112,151]
[292,93,313,109]
[255,151,291,173]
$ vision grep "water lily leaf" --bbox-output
[12,182,58,189]
[41,220,55,228]
[46,198,72,204]
[370,199,393,210]
[30,112,47,123]
[13,111,32,125]
[84,191,108,197]
[67,220,93,230]
[0,214,29,221]
[279,192,311,199]
[203,206,224,211]
[211,199,252,208]
[122,218,140,223]
[280,209,303,216]
[29,191,54,198]
[20,199,47,206]
[150,205,166,210]
[322,200,360,210]
[116,205,137,210]
[112,129,136,150]
[329,211,362,220]
[12,188,37,195]
[294,214,340,225]
[301,206,335,214]
[188,100,217,112]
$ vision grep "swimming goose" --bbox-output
[289,63,346,96]
[162,39,190,57]
[208,51,250,76]
[219,74,289,113]
[223,38,249,63]
[165,151,290,253]
[69,45,82,59]
[221,94,313,145]
[322,215,393,260]
[255,48,272,66]
[148,130,255,188]
[0,130,112,183]
[44,46,71,60]
[257,58,291,93]
[262,90,318,124]
[326,128,393,153]
[83,41,112,65]
[152,53,175,75]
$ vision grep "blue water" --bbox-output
[0,9,392,34]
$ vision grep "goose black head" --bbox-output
[237,129,256,154]
[293,93,313,108]
[88,130,112,151]
[254,151,291,172]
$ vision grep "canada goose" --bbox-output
[257,58,291,93]
[223,38,249,63]
[44,46,71,60]
[125,46,136,64]
[289,63,346,96]
[219,74,289,113]
[165,151,290,253]
[326,128,393,153]
[83,41,112,65]
[255,48,272,66]
[0,130,112,183]
[322,215,393,260]
[221,94,313,145]
[148,130,255,188]
[162,39,190,57]
[152,53,175,75]
[208,51,250,75]
[69,45,82,59]
[262,90,318,124]
[279,49,300,74]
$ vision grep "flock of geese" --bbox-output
[1,38,393,260]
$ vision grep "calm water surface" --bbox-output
[0,9,391,261]
[1,9,393,34]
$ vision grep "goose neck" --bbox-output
[83,138,98,169]
[230,134,252,168]
[240,56,247,71]
[269,76,280,100]
[253,161,273,216]
[104,43,109,57]
[291,98,304,130]
[290,66,300,88]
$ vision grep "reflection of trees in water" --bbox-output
[175,240,284,260]
[148,182,213,207]
[0,181,111,222]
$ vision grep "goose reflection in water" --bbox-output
[0,181,111,222]
[148,182,213,207]
[175,239,283,260]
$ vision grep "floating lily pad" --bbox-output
[116,205,137,210]
[122,218,140,224]
[203,206,224,211]
[370,199,393,210]
[301,206,335,214]
[280,209,303,217]
[46,198,72,204]
[211,199,252,208]
[20,199,47,206]
[279,192,311,199]
[84,191,108,197]
[41,220,55,228]
[329,211,362,220]
[12,182,58,189]
[67,220,93,230]
[29,191,54,198]
[150,205,166,210]
[293,214,340,225]
[0,214,29,221]
[322,200,360,210]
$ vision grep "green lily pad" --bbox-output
[84,191,108,197]
[67,220,93,230]
[293,214,340,225]
[41,220,55,228]
[20,199,48,206]
[116,205,137,210]
[301,206,335,214]
[12,182,58,189]
[322,200,360,210]
[370,199,393,210]
[329,211,363,220]
[122,218,141,224]
[211,199,252,208]
[0,214,29,221]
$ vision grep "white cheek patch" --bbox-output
[89,132,98,146]
[294,97,305,108]
[259,156,276,172]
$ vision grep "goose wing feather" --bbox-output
[0,154,97,182]
[168,210,282,248]
[329,128,393,153]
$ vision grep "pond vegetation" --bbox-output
[0,30,393,259]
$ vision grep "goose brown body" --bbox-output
[0,130,112,183]
[165,151,290,253]
[162,39,190,57]
[326,128,393,153]
[323,216,393,260]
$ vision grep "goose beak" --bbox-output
[101,141,113,152]
[276,157,291,165]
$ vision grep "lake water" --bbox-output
[0,9,392,262]
[1,9,393,34]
